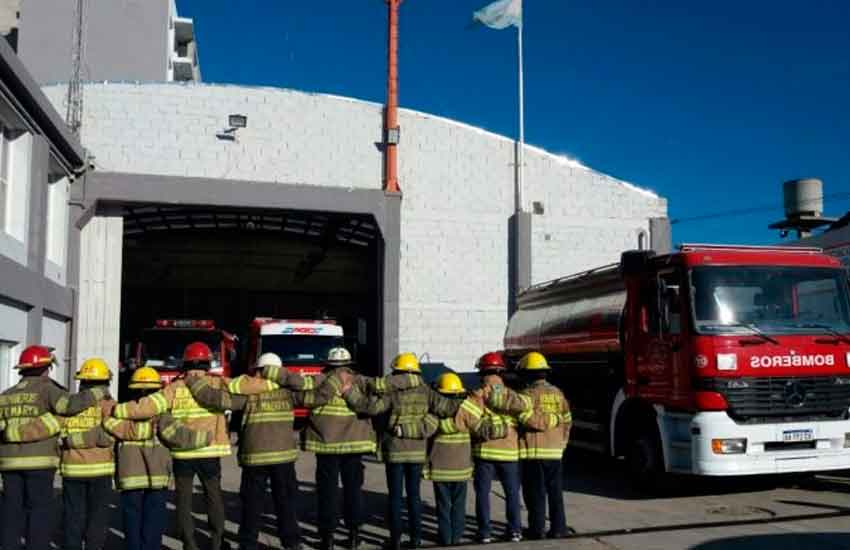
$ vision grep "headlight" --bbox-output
[712,438,747,454]
[716,353,738,371]
[845,351,850,368]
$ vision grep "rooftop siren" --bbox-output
[769,178,836,239]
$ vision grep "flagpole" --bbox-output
[516,16,525,213]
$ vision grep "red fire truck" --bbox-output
[127,320,236,385]
[504,244,850,482]
[245,318,345,421]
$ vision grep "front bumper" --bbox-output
[690,411,850,475]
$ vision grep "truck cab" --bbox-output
[245,318,345,422]
[127,319,236,387]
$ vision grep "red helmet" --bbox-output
[16,345,56,370]
[183,342,213,364]
[476,351,506,373]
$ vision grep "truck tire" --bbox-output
[625,426,664,492]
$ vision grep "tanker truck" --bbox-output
[504,244,850,483]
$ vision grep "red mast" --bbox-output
[384,0,401,193]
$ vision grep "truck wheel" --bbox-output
[625,428,664,491]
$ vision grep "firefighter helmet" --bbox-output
[75,358,112,381]
[435,372,465,395]
[257,353,283,369]
[517,351,550,371]
[15,345,56,370]
[128,366,162,390]
[183,342,213,365]
[326,347,353,366]
[391,352,421,373]
[475,351,506,373]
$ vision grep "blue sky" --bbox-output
[179,0,850,245]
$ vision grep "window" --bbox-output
[0,124,9,232]
[0,340,17,393]
[45,174,70,282]
[0,124,31,263]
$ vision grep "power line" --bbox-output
[670,191,850,225]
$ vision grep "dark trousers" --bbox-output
[63,475,114,550]
[174,458,226,550]
[473,459,521,538]
[239,462,300,550]
[521,459,567,537]
[315,453,365,532]
[385,462,423,543]
[121,489,168,550]
[1,469,55,550]
[433,481,468,546]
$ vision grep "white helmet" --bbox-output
[326,347,353,366]
[257,353,283,369]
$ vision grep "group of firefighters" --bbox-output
[0,341,572,550]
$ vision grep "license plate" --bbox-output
[782,429,813,443]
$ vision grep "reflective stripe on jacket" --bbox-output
[0,377,104,471]
[61,393,116,478]
[517,381,571,460]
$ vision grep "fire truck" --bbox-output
[127,320,236,385]
[504,244,850,482]
[245,318,345,422]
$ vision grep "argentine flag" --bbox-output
[473,0,523,30]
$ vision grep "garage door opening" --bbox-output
[118,204,384,393]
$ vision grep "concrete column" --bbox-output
[24,135,50,344]
[650,217,672,254]
[382,193,401,374]
[76,214,123,396]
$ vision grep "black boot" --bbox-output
[383,538,401,550]
[347,527,361,550]
[320,531,336,550]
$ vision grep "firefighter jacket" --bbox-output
[0,376,105,471]
[398,397,509,481]
[98,414,213,490]
[516,380,572,460]
[263,366,422,455]
[0,412,63,444]
[60,387,117,478]
[343,375,460,463]
[470,382,532,462]
[186,373,334,466]
[113,370,274,460]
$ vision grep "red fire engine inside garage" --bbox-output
[74,173,400,395]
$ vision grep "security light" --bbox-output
[229,114,247,129]
[386,126,400,145]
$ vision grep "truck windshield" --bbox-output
[691,266,850,335]
[260,335,345,364]
[141,330,221,369]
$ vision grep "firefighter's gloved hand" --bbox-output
[393,424,404,438]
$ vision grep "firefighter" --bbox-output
[184,352,336,550]
[341,352,460,550]
[0,345,107,550]
[60,357,118,550]
[260,347,418,550]
[112,342,274,550]
[514,352,571,539]
[394,372,508,546]
[471,352,531,544]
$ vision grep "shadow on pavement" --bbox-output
[689,532,850,549]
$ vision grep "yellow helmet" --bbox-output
[391,352,421,373]
[75,358,112,381]
[436,372,465,395]
[128,366,162,390]
[517,351,550,371]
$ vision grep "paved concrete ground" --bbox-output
[31,449,850,549]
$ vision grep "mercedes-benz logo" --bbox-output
[784,381,806,408]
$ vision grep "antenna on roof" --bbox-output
[65,0,85,136]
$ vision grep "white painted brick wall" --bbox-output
[42,83,667,373]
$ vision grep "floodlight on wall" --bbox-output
[216,114,248,141]
[386,126,401,145]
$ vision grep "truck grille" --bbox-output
[698,376,850,422]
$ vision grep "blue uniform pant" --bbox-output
[385,462,423,543]
[315,453,365,531]
[521,459,567,537]
[63,475,113,550]
[1,469,55,550]
[434,481,468,545]
[121,489,168,550]
[473,459,521,538]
